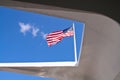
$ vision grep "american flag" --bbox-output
[46,26,74,46]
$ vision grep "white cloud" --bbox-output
[32,27,39,37]
[41,32,47,39]
[19,22,47,39]
[19,22,31,35]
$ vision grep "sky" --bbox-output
[0,6,84,63]
[0,6,84,80]
[0,71,55,80]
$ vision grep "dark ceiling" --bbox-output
[14,0,120,23]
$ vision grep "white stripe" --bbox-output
[47,39,61,43]
[47,33,64,38]
[47,36,63,40]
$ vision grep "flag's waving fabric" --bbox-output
[46,26,74,46]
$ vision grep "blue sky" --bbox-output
[0,6,84,63]
[0,71,55,80]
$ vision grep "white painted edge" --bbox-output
[0,62,77,67]
[76,23,85,66]
[73,23,77,63]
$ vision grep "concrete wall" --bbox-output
[0,1,120,80]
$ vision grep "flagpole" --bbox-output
[73,23,77,63]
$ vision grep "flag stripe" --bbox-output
[46,26,74,46]
[64,31,74,37]
[47,31,63,35]
[47,35,64,40]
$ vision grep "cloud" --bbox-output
[19,22,31,35]
[40,32,47,39]
[19,22,47,39]
[32,27,39,37]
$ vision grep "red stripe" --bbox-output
[63,31,74,37]
[47,31,63,35]
[47,36,63,43]
[47,32,63,38]
[46,29,74,46]
[47,35,64,40]
[46,30,64,46]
